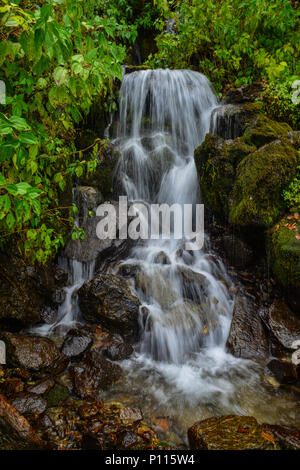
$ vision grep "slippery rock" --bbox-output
[90,331,133,361]
[0,332,66,373]
[11,394,47,416]
[79,274,141,340]
[61,329,92,358]
[267,359,298,385]
[0,252,68,330]
[226,293,269,360]
[264,300,300,349]
[70,350,122,399]
[188,415,280,450]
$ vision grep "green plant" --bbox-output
[283,153,300,211]
[0,0,137,263]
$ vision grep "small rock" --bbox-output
[12,394,47,416]
[119,407,143,424]
[27,378,55,395]
[61,329,92,358]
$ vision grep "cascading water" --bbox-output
[116,69,232,363]
[105,69,299,438]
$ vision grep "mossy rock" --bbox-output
[194,134,254,216]
[230,139,297,229]
[46,384,69,407]
[188,415,280,450]
[243,115,292,148]
[268,217,300,313]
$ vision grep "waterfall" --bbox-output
[115,69,234,365]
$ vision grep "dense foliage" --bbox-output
[0,0,137,262]
[150,0,299,92]
[0,0,299,263]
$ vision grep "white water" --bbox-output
[114,69,238,386]
[106,70,300,437]
[31,257,95,336]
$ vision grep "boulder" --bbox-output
[188,415,281,450]
[27,379,55,396]
[230,139,297,229]
[135,270,178,308]
[0,332,66,373]
[210,102,262,139]
[243,115,292,148]
[264,300,300,349]
[78,274,140,340]
[226,293,269,360]
[194,133,255,217]
[0,253,68,331]
[70,350,122,398]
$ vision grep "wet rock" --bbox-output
[267,424,300,450]
[46,384,69,407]
[119,407,143,424]
[117,262,141,278]
[78,274,141,340]
[176,266,209,303]
[267,359,298,385]
[11,394,47,416]
[210,102,262,139]
[222,234,254,269]
[27,379,55,396]
[0,332,66,373]
[40,306,57,325]
[0,393,43,449]
[153,251,171,265]
[0,252,67,331]
[38,399,159,450]
[70,350,122,399]
[176,248,194,265]
[135,271,177,308]
[61,329,92,358]
[188,415,282,450]
[226,293,269,360]
[51,289,66,305]
[265,300,300,349]
[223,83,265,104]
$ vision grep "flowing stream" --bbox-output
[102,69,299,443]
[32,69,299,445]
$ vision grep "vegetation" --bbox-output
[0,0,137,263]
[0,0,299,263]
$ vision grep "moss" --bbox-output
[269,218,300,298]
[230,139,297,229]
[194,134,254,216]
[46,384,69,407]
[243,115,292,148]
